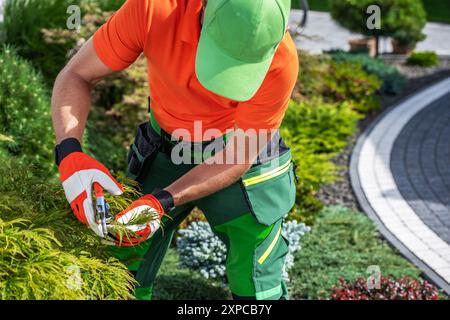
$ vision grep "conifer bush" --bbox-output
[0,218,135,300]
[0,46,54,174]
[0,157,139,299]
[282,220,311,282]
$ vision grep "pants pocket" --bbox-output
[241,150,296,226]
[253,219,289,300]
[127,122,162,182]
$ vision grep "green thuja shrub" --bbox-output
[0,46,54,174]
[0,157,140,299]
[407,51,440,67]
[0,218,135,300]
[281,100,361,224]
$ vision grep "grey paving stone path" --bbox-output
[391,92,450,244]
[351,77,450,295]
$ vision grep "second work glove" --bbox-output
[56,138,123,237]
[106,190,174,246]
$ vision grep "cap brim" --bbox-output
[196,31,274,102]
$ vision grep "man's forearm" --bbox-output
[165,129,273,206]
[51,68,93,143]
[165,161,250,206]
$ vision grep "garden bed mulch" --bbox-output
[316,63,450,211]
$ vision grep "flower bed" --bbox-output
[331,276,441,300]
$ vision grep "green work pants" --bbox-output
[110,123,296,300]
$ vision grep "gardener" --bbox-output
[52,0,298,300]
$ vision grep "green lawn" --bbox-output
[152,207,421,300]
[292,0,450,24]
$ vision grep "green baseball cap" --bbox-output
[195,0,291,102]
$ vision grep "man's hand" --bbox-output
[105,194,167,246]
[57,138,123,237]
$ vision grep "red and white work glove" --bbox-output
[105,193,172,246]
[56,138,124,237]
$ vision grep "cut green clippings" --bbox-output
[107,207,160,246]
[99,179,165,245]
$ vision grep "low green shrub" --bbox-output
[295,51,382,113]
[407,51,440,67]
[323,61,382,113]
[289,206,421,299]
[0,46,54,174]
[281,100,361,224]
[328,51,407,95]
[294,51,330,100]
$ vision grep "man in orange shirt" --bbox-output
[52,0,298,300]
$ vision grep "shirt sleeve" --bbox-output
[234,36,299,131]
[93,0,152,71]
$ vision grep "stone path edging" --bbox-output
[350,77,450,295]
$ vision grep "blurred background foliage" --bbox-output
[293,0,450,24]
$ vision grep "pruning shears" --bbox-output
[94,183,112,238]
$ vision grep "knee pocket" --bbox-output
[219,217,289,300]
[252,222,289,300]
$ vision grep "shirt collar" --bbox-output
[179,0,203,44]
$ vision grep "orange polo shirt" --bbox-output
[93,0,298,141]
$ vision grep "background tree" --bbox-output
[330,0,427,55]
